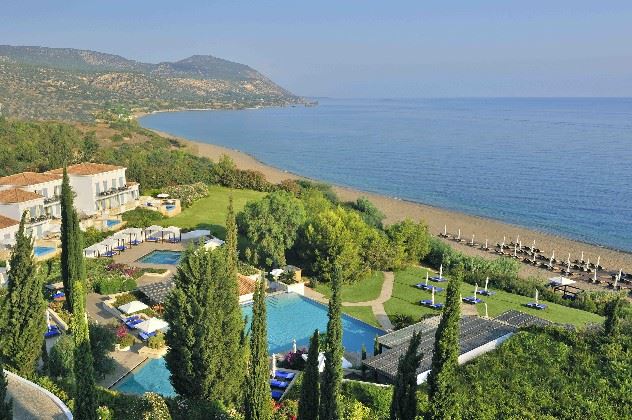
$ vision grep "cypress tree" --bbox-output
[0,212,46,377]
[72,280,98,420]
[426,267,462,420]
[319,265,343,420]
[389,331,422,420]
[60,168,85,310]
[374,334,381,356]
[604,298,622,337]
[225,197,238,278]
[0,359,12,420]
[298,329,320,420]
[245,277,272,420]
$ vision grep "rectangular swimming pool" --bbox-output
[113,292,383,396]
[136,250,183,265]
[34,246,56,257]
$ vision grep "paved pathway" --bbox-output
[5,370,71,419]
[304,271,395,331]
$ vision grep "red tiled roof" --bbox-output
[0,172,61,187]
[0,188,44,203]
[0,215,20,229]
[237,274,257,296]
[48,163,124,176]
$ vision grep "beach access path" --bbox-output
[305,271,396,331]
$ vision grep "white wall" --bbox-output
[0,224,19,248]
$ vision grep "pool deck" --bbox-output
[99,345,149,389]
[111,241,184,271]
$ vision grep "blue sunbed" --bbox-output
[420,300,444,310]
[166,238,181,244]
[114,246,127,252]
[271,390,284,400]
[415,283,444,292]
[129,240,142,246]
[429,276,446,283]
[270,379,289,389]
[525,302,547,310]
[102,250,118,257]
[139,331,157,341]
[462,296,483,305]
[274,371,295,380]
[146,236,161,242]
[44,325,60,338]
[52,291,65,299]
[477,290,496,296]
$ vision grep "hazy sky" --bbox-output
[3,1,632,97]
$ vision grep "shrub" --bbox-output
[117,332,135,348]
[90,323,117,378]
[121,207,166,228]
[48,334,75,378]
[93,276,137,295]
[84,227,110,247]
[281,348,307,370]
[163,182,209,208]
[141,392,171,420]
[148,332,166,350]
[33,375,74,412]
[273,399,298,419]
[97,406,114,420]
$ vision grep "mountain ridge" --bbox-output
[0,45,304,121]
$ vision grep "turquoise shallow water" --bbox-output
[113,293,382,396]
[136,250,183,265]
[140,98,632,252]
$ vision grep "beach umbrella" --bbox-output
[516,235,520,244]
[431,288,435,305]
[485,239,488,249]
[471,234,475,245]
[594,264,598,282]
[156,193,169,199]
[566,259,571,273]
[535,289,539,305]
[292,338,297,354]
[271,353,277,378]
[502,236,506,248]
[425,272,429,286]
[485,277,489,291]
[614,269,622,288]
[484,303,489,318]
[513,244,517,257]
[551,250,555,262]
[135,317,168,334]
[596,256,601,269]
[457,229,461,240]
[474,283,479,295]
[439,264,443,279]
[580,251,584,263]
[118,301,149,315]
[549,254,554,267]
[444,225,447,236]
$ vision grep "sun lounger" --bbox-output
[139,331,157,341]
[420,300,444,310]
[462,296,483,304]
[415,283,444,292]
[476,290,495,296]
[146,236,161,242]
[129,240,142,246]
[525,302,547,310]
[429,276,446,282]
[270,379,289,389]
[44,325,61,339]
[166,238,181,244]
[274,371,295,380]
[114,246,127,252]
[52,291,65,299]
[271,390,284,400]
[124,316,143,329]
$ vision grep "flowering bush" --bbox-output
[163,182,209,208]
[281,348,307,370]
[273,399,298,419]
[117,332,135,348]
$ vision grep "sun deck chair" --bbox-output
[420,300,444,310]
[415,283,444,292]
[525,302,547,310]
[477,289,495,296]
[146,236,161,243]
[271,390,284,400]
[129,239,142,246]
[139,331,157,341]
[274,371,295,380]
[102,250,118,257]
[270,379,289,389]
[44,325,61,339]
[462,296,483,304]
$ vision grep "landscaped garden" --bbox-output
[314,271,385,303]
[385,266,604,326]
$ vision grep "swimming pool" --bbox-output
[106,219,121,228]
[136,250,183,265]
[113,293,383,396]
[34,246,56,257]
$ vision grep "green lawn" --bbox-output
[160,185,266,239]
[384,266,604,327]
[341,305,381,328]
[314,271,385,303]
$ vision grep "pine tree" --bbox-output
[0,359,12,420]
[0,212,46,377]
[319,265,343,420]
[426,267,462,420]
[298,329,320,420]
[245,277,272,420]
[389,331,422,420]
[604,298,622,337]
[164,208,245,405]
[72,280,98,420]
[60,168,85,310]
[225,197,238,278]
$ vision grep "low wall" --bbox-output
[4,369,74,419]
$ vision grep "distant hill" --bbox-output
[0,45,305,121]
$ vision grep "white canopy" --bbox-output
[270,268,284,278]
[119,227,144,236]
[181,230,211,242]
[118,301,149,315]
[156,193,170,198]
[144,225,164,238]
[162,226,181,237]
[135,317,169,334]
[204,237,225,250]
[301,352,352,372]
[83,242,108,257]
[549,276,576,286]
[99,238,118,248]
[45,224,61,234]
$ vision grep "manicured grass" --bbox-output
[341,305,381,328]
[314,271,385,303]
[384,266,604,327]
[160,185,266,238]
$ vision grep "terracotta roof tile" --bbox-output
[238,274,256,296]
[0,188,44,203]
[48,163,124,176]
[0,215,20,229]
[0,172,61,187]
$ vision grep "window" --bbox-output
[119,176,125,187]
[95,182,100,194]
[103,180,108,191]
[112,178,117,189]
[42,187,48,197]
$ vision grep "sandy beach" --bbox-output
[148,128,632,281]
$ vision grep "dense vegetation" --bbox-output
[0,45,304,121]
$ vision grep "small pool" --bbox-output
[165,205,176,211]
[106,219,121,228]
[113,293,383,396]
[34,246,56,257]
[136,250,183,265]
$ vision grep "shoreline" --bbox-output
[143,125,632,276]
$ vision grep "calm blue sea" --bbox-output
[139,98,632,252]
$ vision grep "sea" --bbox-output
[139,98,632,253]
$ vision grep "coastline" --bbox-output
[145,126,632,276]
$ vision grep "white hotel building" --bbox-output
[0,163,139,249]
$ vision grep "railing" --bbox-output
[28,214,51,224]
[43,195,61,205]
[97,184,133,198]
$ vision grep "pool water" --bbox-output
[106,219,121,227]
[165,205,176,211]
[136,250,183,265]
[113,293,383,396]
[34,246,56,257]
